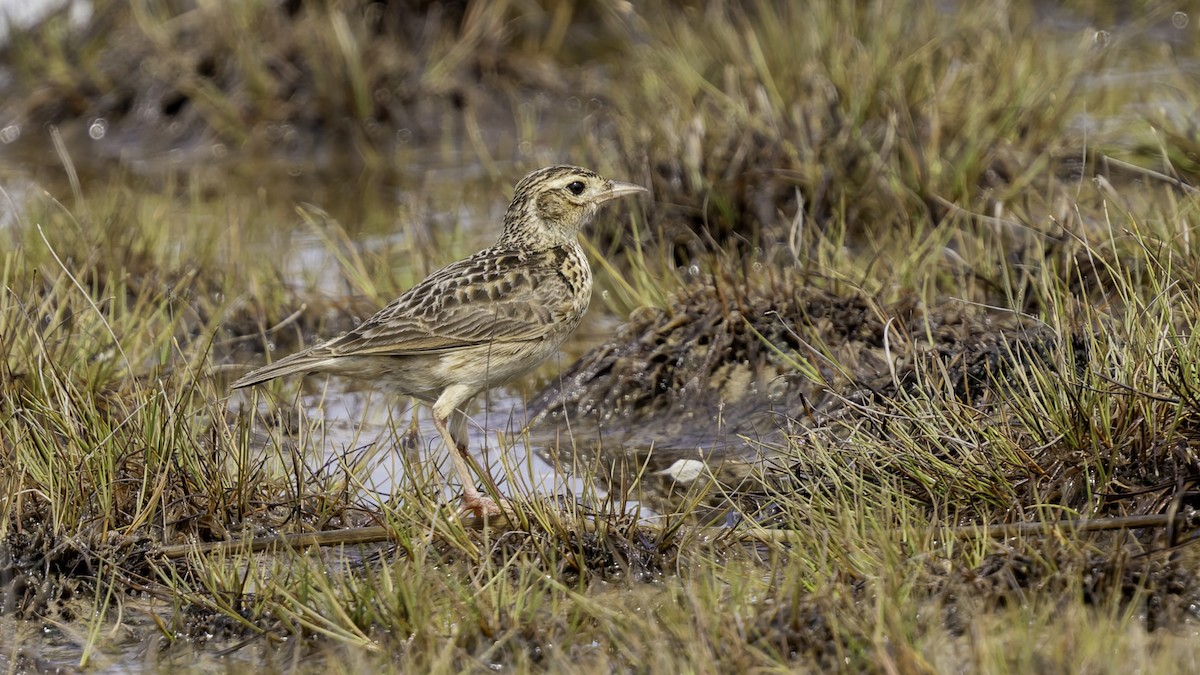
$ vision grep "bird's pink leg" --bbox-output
[430,402,511,519]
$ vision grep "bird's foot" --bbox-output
[460,492,514,521]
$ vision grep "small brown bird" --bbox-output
[231,166,647,517]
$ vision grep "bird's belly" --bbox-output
[325,337,565,400]
[329,354,448,400]
[435,338,563,391]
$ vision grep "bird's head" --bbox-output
[500,165,647,247]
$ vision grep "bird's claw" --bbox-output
[460,493,515,521]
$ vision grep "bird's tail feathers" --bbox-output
[229,349,334,390]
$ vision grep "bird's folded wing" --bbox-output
[324,251,575,357]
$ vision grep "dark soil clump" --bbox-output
[528,271,1073,515]
[531,272,1055,439]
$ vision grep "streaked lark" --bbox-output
[231,165,647,517]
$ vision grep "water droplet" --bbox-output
[566,96,581,112]
[518,141,532,155]
[688,264,700,276]
[267,342,276,352]
[602,290,610,300]
[752,262,763,271]
[0,124,19,143]
[211,143,227,158]
[1172,11,1188,28]
[396,128,412,143]
[1093,30,1110,48]
[88,118,107,140]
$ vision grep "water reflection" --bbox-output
[231,381,598,510]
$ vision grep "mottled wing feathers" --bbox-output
[322,244,584,357]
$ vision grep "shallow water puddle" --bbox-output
[232,379,602,509]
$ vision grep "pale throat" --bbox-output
[499,212,589,249]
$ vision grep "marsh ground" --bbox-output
[2,1,1200,672]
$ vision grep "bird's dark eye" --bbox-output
[566,181,585,195]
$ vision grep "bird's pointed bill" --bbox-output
[598,180,649,203]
